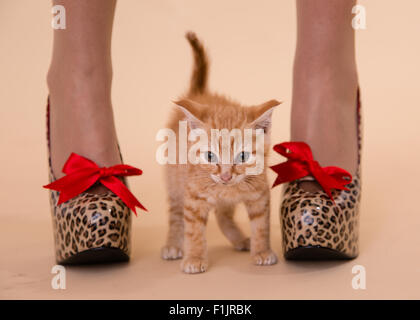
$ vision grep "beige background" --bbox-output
[1,0,419,299]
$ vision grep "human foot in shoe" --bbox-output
[277,0,361,260]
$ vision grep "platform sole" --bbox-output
[284,245,357,261]
[58,247,129,265]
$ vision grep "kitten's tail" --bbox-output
[186,31,208,95]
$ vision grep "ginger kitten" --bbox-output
[161,32,280,273]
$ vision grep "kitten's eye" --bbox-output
[235,151,250,164]
[202,151,218,164]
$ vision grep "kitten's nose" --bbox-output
[220,172,232,182]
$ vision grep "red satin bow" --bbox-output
[43,153,147,215]
[270,142,352,200]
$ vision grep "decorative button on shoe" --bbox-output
[272,91,362,260]
[44,100,147,264]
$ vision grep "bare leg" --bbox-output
[292,0,358,191]
[47,0,120,188]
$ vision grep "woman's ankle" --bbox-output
[292,59,358,115]
[47,60,112,98]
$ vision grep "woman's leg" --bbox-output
[292,0,358,188]
[47,0,120,179]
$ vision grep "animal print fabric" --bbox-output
[280,175,361,257]
[48,174,132,263]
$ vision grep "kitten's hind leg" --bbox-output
[215,204,250,251]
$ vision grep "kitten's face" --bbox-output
[175,98,280,187]
[196,129,261,186]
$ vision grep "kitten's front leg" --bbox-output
[244,192,278,266]
[181,189,211,274]
[161,194,184,260]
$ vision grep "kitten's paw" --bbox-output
[252,249,278,266]
[234,238,250,251]
[161,245,183,260]
[181,256,208,274]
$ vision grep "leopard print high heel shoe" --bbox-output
[45,99,146,264]
[274,90,362,260]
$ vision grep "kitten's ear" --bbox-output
[250,99,281,133]
[173,99,204,129]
